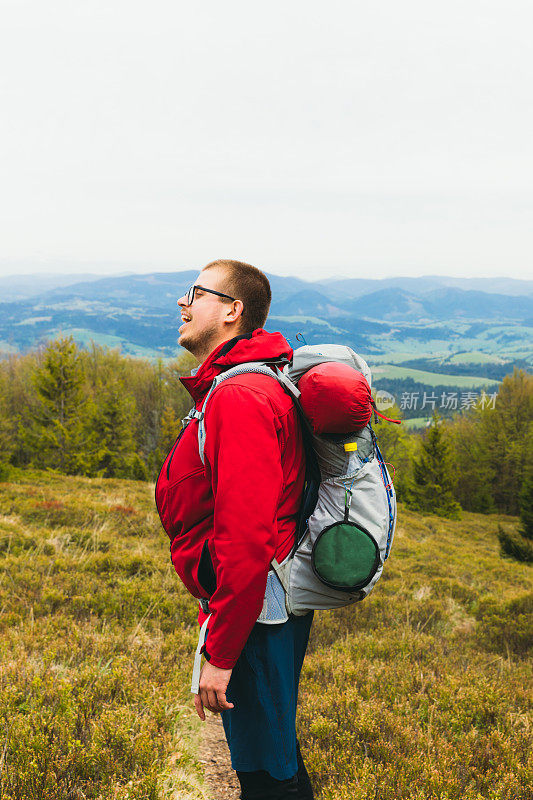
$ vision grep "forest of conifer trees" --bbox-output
[0,337,531,550]
[0,337,196,482]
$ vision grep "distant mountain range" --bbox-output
[0,273,531,379]
[1,271,531,302]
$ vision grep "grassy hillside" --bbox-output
[0,473,531,799]
[0,471,203,800]
[300,508,532,799]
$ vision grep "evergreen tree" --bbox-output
[500,439,533,562]
[450,412,496,513]
[0,351,40,468]
[151,402,182,478]
[0,416,14,462]
[449,370,532,515]
[408,412,461,519]
[479,369,532,514]
[24,337,92,474]
[148,351,197,478]
[0,340,202,479]
[0,416,14,478]
[519,459,533,541]
[89,376,142,478]
[158,402,182,456]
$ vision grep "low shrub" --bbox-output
[474,592,533,658]
[498,525,533,563]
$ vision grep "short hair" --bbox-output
[202,259,271,333]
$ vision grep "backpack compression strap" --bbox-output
[370,399,402,425]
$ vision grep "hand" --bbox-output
[194,662,234,721]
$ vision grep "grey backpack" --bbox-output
[186,344,397,621]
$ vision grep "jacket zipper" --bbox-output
[166,427,185,480]
[154,427,185,521]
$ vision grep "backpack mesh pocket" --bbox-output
[256,569,289,624]
[311,521,381,592]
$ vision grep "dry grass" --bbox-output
[0,471,531,799]
[299,509,532,800]
[0,470,206,800]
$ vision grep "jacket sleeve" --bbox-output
[201,382,284,669]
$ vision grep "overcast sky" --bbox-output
[1,0,531,281]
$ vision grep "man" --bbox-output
[155,260,314,800]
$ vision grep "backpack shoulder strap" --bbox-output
[196,361,290,465]
[195,359,319,572]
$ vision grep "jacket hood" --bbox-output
[180,329,292,404]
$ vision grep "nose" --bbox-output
[177,294,188,308]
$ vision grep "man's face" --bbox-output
[177,267,235,359]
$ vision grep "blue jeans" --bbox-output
[220,612,313,781]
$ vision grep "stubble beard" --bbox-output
[178,322,220,362]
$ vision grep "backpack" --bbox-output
[184,344,398,621]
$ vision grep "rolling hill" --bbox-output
[0,273,531,384]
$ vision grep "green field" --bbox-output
[403,416,430,429]
[366,321,532,365]
[0,472,531,799]
[372,364,501,388]
[445,351,507,365]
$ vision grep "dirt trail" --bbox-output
[198,714,240,799]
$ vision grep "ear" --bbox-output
[224,299,244,326]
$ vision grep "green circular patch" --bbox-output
[312,521,380,590]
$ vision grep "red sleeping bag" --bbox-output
[297,362,373,435]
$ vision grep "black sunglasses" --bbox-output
[183,284,236,306]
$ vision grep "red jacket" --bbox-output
[155,330,305,669]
